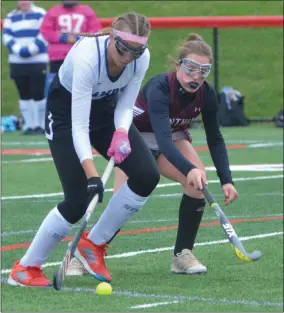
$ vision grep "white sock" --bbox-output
[32,100,40,128]
[19,99,34,129]
[36,98,46,129]
[88,182,148,245]
[20,207,73,267]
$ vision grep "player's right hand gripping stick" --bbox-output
[107,130,131,164]
[87,177,104,204]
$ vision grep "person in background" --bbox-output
[2,0,48,135]
[40,0,102,97]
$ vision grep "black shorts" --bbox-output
[10,63,47,101]
[49,60,64,73]
[10,63,47,78]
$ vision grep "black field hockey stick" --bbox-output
[202,185,262,262]
[53,157,115,291]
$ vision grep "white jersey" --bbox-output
[58,35,150,163]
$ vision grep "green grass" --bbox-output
[1,1,283,117]
[1,125,283,312]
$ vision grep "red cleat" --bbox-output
[8,260,51,287]
[74,232,112,282]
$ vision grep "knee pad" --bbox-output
[57,197,87,224]
[184,185,205,199]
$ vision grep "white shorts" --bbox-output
[140,131,189,153]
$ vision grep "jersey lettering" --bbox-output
[92,86,126,99]
[170,118,193,127]
[45,111,54,141]
[58,14,85,33]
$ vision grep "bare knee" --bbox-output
[182,168,207,199]
[183,186,204,199]
[114,167,128,194]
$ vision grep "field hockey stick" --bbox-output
[62,31,103,37]
[202,185,262,262]
[53,157,115,291]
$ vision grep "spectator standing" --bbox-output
[2,0,48,135]
[40,0,102,97]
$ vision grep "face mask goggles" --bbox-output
[113,29,148,59]
[180,58,212,78]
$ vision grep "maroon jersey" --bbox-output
[131,72,233,185]
[134,72,205,132]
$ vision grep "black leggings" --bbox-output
[13,74,46,101]
[46,75,160,224]
[48,124,160,224]
[49,60,64,73]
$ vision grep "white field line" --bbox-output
[206,164,283,172]
[2,141,48,146]
[2,141,283,164]
[2,157,53,164]
[1,231,282,275]
[127,296,282,309]
[0,277,281,309]
[3,153,284,173]
[130,301,179,309]
[125,292,283,309]
[1,279,281,309]
[2,212,283,238]
[2,140,281,146]
[152,191,283,199]
[249,142,283,148]
[1,174,283,201]
[29,191,283,203]
[2,154,100,164]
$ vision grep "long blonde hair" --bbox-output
[167,33,212,70]
[177,33,212,62]
[78,12,151,38]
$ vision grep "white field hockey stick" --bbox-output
[62,31,103,37]
[202,185,262,262]
[53,157,115,291]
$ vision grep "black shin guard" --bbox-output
[107,228,121,244]
[90,221,120,245]
[174,195,206,255]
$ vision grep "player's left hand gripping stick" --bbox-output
[107,130,131,164]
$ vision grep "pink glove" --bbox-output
[107,130,131,164]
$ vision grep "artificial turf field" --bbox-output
[1,125,283,312]
[1,1,283,117]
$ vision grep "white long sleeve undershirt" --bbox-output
[58,36,150,163]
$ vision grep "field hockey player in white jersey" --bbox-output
[8,12,160,287]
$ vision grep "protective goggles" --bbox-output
[180,58,212,78]
[113,29,148,58]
